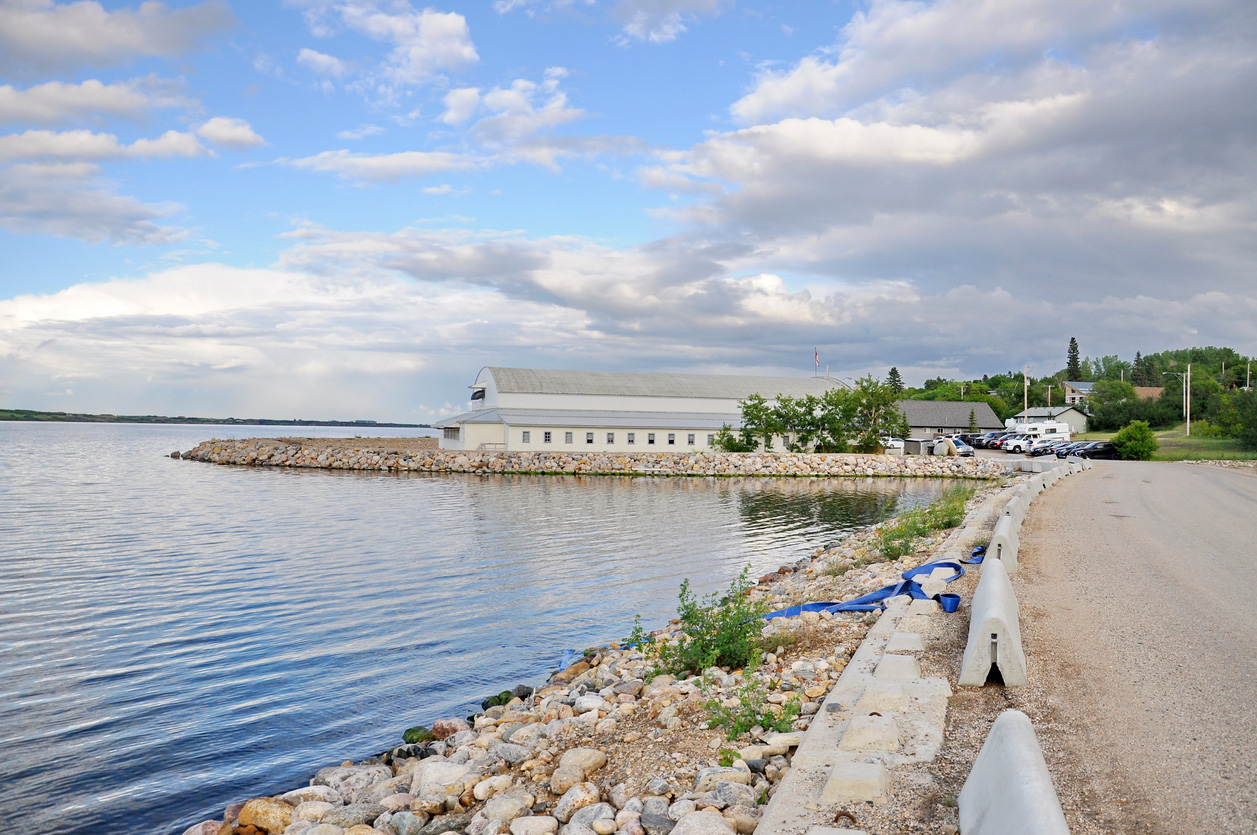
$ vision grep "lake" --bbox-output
[0,422,953,834]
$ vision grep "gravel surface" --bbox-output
[1011,461,1257,833]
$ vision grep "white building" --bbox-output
[434,367,846,452]
[1012,406,1088,435]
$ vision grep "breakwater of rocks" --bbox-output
[181,479,1009,835]
[178,439,1012,479]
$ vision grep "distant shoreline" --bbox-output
[0,409,428,428]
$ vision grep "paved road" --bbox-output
[1018,461,1257,833]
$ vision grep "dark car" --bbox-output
[1029,439,1069,457]
[1055,441,1090,458]
[960,434,987,447]
[988,432,1016,449]
[1077,441,1118,459]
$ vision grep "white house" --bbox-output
[434,367,846,452]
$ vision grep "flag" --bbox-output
[815,349,820,368]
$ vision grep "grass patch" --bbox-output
[1150,424,1257,461]
[876,484,976,560]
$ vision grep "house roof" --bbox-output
[1064,380,1095,392]
[896,400,1004,430]
[481,367,847,400]
[1013,406,1085,419]
[435,408,740,430]
[1133,386,1165,400]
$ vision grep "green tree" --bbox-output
[774,394,823,452]
[1089,379,1137,406]
[712,424,756,452]
[814,387,856,452]
[1233,390,1257,450]
[1113,420,1158,461]
[886,367,905,394]
[852,375,910,452]
[1067,337,1082,380]
[738,394,781,451]
[968,408,978,433]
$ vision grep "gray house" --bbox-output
[1012,406,1088,435]
[897,400,1004,438]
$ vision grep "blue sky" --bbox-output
[1,0,1255,421]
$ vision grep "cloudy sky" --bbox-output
[1,0,1254,421]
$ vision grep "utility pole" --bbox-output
[1186,363,1191,435]
[1023,365,1029,417]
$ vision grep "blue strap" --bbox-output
[763,559,966,620]
[963,544,987,564]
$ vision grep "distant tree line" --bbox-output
[715,375,910,453]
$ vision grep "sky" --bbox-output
[0,0,1254,422]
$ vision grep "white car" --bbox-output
[881,437,905,450]
[1004,434,1034,454]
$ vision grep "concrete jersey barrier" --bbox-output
[987,514,1021,574]
[959,709,1070,835]
[959,557,1027,687]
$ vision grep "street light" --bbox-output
[1163,368,1191,435]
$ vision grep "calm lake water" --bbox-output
[0,422,953,834]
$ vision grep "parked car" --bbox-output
[988,432,1016,449]
[1003,434,1035,454]
[959,434,986,447]
[881,437,905,450]
[932,438,975,457]
[1077,441,1118,459]
[953,441,975,457]
[1027,438,1066,456]
[1055,441,1091,458]
[978,431,1008,448]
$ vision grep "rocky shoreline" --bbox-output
[182,479,1006,835]
[177,439,1012,479]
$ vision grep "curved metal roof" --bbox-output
[482,367,846,400]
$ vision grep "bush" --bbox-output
[703,673,800,740]
[653,567,766,675]
[1113,420,1158,460]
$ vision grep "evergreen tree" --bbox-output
[886,367,904,394]
[968,408,979,433]
[1132,351,1144,386]
[1067,337,1082,379]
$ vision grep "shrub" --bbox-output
[1113,420,1158,460]
[653,567,766,675]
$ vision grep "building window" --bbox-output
[687,433,695,445]
[707,434,715,446]
[522,431,531,443]
[648,433,656,445]
[443,427,459,440]
[667,433,676,445]
[607,432,615,444]
[544,431,552,443]
[564,431,573,444]
[627,432,635,444]
[586,432,594,444]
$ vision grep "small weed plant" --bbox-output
[651,566,766,675]
[703,671,800,740]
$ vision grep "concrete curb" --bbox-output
[958,710,1070,835]
[1001,495,1026,526]
[958,558,1027,687]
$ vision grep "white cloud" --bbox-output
[195,117,266,149]
[0,128,207,161]
[0,0,237,75]
[491,0,726,43]
[288,149,480,182]
[473,76,584,145]
[336,124,384,140]
[297,47,351,78]
[613,0,731,43]
[0,77,190,125]
[285,1,477,94]
[440,87,481,126]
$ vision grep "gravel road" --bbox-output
[1017,461,1257,833]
